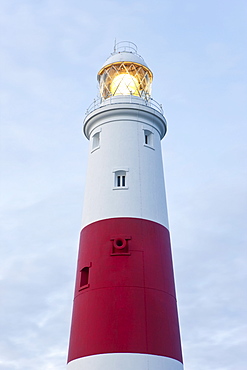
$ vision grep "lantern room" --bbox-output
[97,41,153,100]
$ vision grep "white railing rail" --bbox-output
[85,96,163,116]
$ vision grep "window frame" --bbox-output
[143,128,154,149]
[113,168,129,190]
[78,262,92,291]
[91,129,101,152]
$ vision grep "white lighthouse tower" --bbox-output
[67,41,183,370]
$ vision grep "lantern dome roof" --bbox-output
[98,41,151,76]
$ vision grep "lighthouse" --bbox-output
[67,41,184,370]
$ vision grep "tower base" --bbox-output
[68,353,183,369]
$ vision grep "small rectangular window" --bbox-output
[144,129,153,148]
[92,131,100,151]
[78,262,92,291]
[114,170,128,189]
[80,267,89,288]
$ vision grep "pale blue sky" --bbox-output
[1,1,247,369]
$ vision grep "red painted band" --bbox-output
[68,218,183,364]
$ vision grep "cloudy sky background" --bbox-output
[1,0,246,369]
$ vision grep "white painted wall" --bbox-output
[68,353,183,370]
[81,100,169,229]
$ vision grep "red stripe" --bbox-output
[68,218,183,363]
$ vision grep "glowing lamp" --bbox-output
[110,73,139,96]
